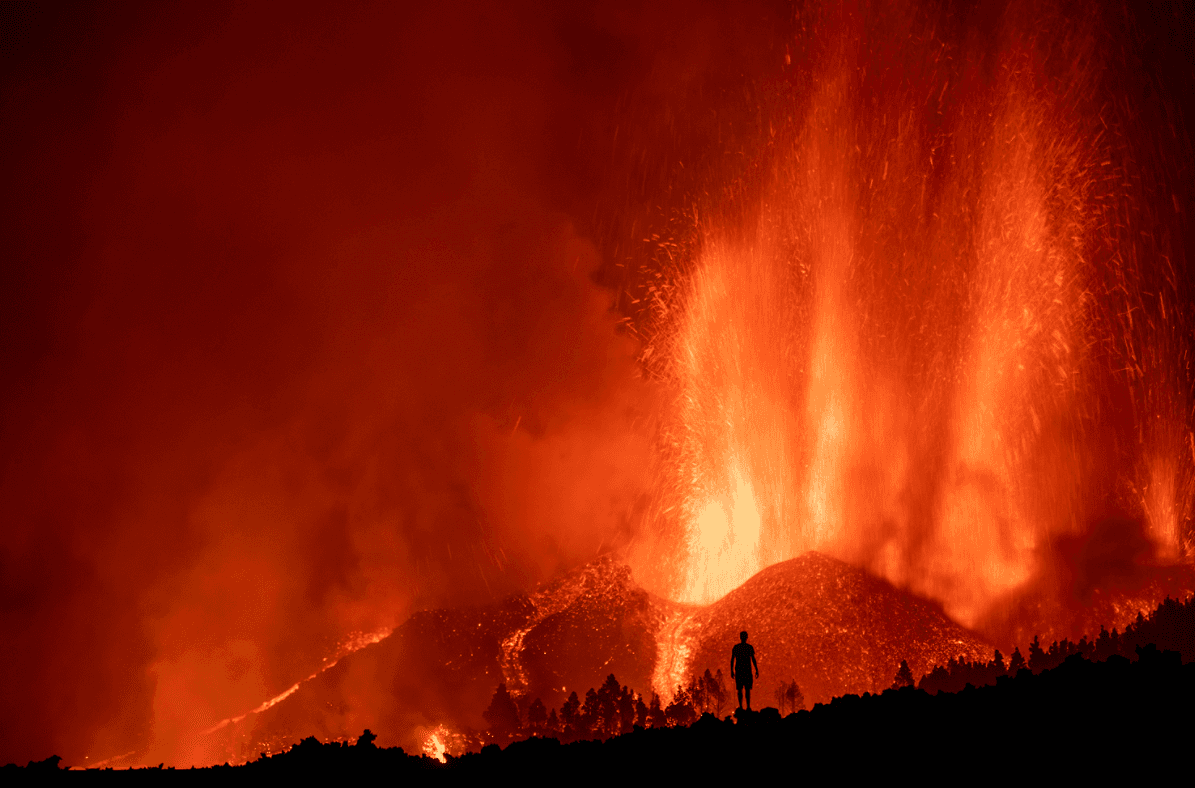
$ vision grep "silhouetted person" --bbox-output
[730,631,759,710]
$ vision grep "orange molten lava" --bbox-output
[682,460,763,604]
[635,2,1194,633]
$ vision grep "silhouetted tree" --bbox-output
[786,680,805,713]
[1094,625,1116,660]
[1008,646,1026,674]
[618,687,636,734]
[597,675,622,737]
[891,660,915,690]
[560,692,582,741]
[774,679,804,713]
[634,694,650,728]
[482,683,521,741]
[526,698,547,734]
[545,708,561,739]
[581,687,600,737]
[907,595,1195,706]
[647,692,667,728]
[1028,635,1047,673]
[917,663,952,694]
[665,687,696,727]
[687,675,707,714]
[708,669,728,717]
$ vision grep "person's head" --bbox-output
[740,631,748,643]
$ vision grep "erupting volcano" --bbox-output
[624,0,1195,648]
[190,553,993,761]
[3,0,1194,770]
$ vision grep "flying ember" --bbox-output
[629,1,1194,637]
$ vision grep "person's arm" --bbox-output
[752,652,759,678]
[730,651,737,675]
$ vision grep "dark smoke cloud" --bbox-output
[1,0,771,765]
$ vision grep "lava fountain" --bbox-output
[629,1,1194,633]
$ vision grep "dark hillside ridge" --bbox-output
[914,593,1195,694]
[20,644,1190,781]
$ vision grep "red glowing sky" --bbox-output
[0,0,680,763]
[2,0,1193,767]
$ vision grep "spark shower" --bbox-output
[625,2,1194,634]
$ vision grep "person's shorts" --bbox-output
[735,674,753,690]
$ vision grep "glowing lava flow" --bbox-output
[651,608,699,703]
[497,562,600,694]
[200,627,392,737]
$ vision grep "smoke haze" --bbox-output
[3,0,1194,767]
[0,0,733,764]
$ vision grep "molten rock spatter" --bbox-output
[625,0,1195,643]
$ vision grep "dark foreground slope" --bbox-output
[21,644,1190,782]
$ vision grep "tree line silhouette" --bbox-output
[9,593,1194,774]
[904,594,1195,694]
[34,639,1190,780]
[482,667,773,745]
[482,593,1195,748]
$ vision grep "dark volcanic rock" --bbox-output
[519,557,662,709]
[244,596,533,755]
[242,558,662,756]
[685,552,993,705]
[213,553,999,760]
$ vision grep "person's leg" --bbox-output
[736,684,743,708]
[744,686,751,710]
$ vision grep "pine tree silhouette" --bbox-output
[891,660,915,689]
[581,688,600,737]
[526,698,547,734]
[634,694,650,728]
[665,687,696,727]
[708,669,728,717]
[482,683,521,741]
[647,692,667,728]
[617,686,636,734]
[1008,646,1026,674]
[687,675,707,714]
[597,675,621,737]
[560,691,582,741]
[1028,635,1047,673]
[786,680,804,712]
